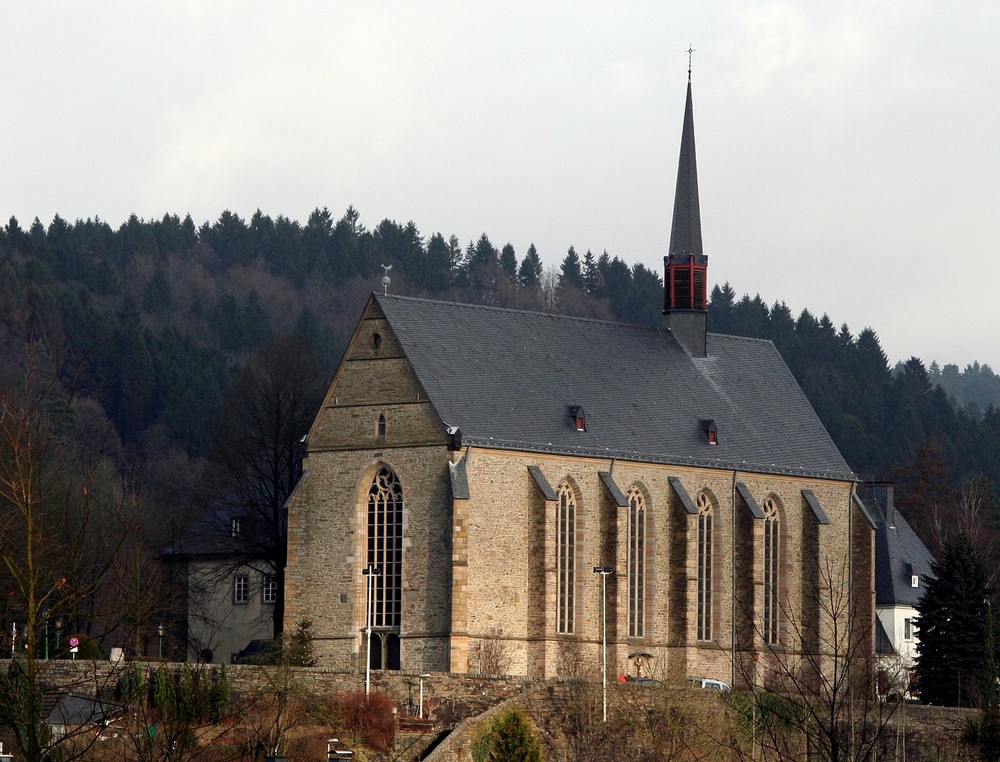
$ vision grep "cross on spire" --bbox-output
[686,44,695,80]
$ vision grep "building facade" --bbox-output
[283,75,876,686]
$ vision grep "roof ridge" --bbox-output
[377,292,660,330]
[378,294,787,344]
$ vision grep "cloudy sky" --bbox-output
[5,1,999,371]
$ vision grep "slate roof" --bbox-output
[45,694,122,727]
[162,506,267,559]
[868,491,936,607]
[374,294,855,481]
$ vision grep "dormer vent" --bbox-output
[568,405,586,432]
[911,575,920,588]
[699,419,717,445]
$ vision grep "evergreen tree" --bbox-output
[475,706,543,762]
[499,243,517,281]
[582,248,598,294]
[424,232,456,292]
[558,245,584,291]
[916,533,993,706]
[518,244,543,290]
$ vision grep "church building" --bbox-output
[283,75,876,687]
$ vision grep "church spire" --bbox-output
[664,54,709,357]
[668,56,703,259]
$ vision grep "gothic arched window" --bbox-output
[627,486,646,638]
[697,491,714,641]
[763,497,780,645]
[556,482,576,634]
[367,465,403,629]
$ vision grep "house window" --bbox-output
[904,618,913,640]
[557,482,576,634]
[377,413,387,436]
[262,575,277,605]
[234,576,249,605]
[368,465,403,629]
[627,487,646,638]
[762,497,780,645]
[231,517,243,537]
[697,492,714,641]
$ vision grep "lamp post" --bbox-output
[593,565,614,722]
[361,564,381,696]
[43,609,50,661]
[157,623,165,659]
[418,673,431,719]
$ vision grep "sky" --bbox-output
[5,1,1000,371]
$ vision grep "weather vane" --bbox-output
[686,44,695,79]
[381,264,393,296]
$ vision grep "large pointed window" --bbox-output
[556,482,576,634]
[368,465,403,629]
[697,491,714,641]
[763,497,780,645]
[627,486,646,638]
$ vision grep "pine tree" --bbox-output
[915,533,992,706]
[518,244,543,290]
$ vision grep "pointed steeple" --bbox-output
[668,73,703,259]
[664,60,709,357]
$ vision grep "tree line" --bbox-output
[2,207,1000,637]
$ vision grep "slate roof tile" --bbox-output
[376,294,854,481]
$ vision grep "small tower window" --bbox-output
[377,413,387,436]
[568,405,586,432]
[372,333,382,349]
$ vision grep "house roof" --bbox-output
[869,492,936,607]
[161,506,268,560]
[45,694,122,727]
[373,294,855,481]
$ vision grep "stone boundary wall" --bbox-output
[2,659,535,725]
[4,660,978,761]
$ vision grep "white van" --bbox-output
[687,677,731,692]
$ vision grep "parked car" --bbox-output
[687,677,730,692]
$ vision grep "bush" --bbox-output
[473,706,543,762]
[341,691,396,753]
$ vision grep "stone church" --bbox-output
[284,75,876,686]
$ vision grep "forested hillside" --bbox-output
[1,208,997,555]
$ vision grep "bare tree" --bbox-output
[200,338,326,637]
[476,627,514,677]
[725,556,899,762]
[0,348,146,761]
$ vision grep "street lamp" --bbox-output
[593,565,614,722]
[418,673,431,719]
[54,618,63,654]
[157,623,165,659]
[44,609,50,661]
[361,564,381,696]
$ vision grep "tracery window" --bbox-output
[763,497,780,645]
[556,482,576,634]
[368,465,403,629]
[697,491,714,641]
[627,486,646,638]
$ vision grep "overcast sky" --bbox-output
[5,1,1000,371]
